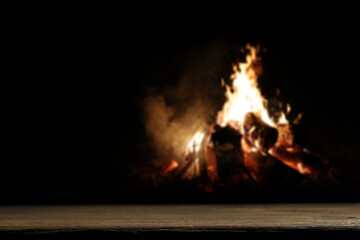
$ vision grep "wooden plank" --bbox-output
[0,204,359,233]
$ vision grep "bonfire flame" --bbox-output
[214,44,317,179]
[186,130,205,155]
[217,44,288,132]
[162,44,332,186]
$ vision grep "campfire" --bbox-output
[159,44,334,190]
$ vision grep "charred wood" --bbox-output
[244,112,278,151]
[211,125,248,184]
[269,144,334,182]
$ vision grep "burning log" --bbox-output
[271,118,333,181]
[242,149,305,184]
[276,123,295,147]
[243,112,278,152]
[158,44,335,192]
[269,143,333,181]
[203,141,218,183]
[211,125,248,184]
[277,120,307,148]
[243,151,272,182]
[241,137,277,182]
[269,144,311,175]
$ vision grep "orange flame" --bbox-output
[214,44,313,177]
[163,159,179,175]
[216,44,288,133]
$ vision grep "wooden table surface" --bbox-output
[0,204,359,234]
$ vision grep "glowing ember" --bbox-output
[163,159,179,175]
[269,144,313,176]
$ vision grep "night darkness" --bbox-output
[3,37,360,204]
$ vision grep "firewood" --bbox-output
[211,125,247,183]
[242,149,304,184]
[243,151,271,182]
[276,124,295,147]
[269,144,333,181]
[243,112,278,151]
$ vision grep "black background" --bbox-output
[3,35,360,204]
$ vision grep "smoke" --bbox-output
[143,40,224,164]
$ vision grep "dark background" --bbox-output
[3,37,360,204]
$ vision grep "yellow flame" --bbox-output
[186,130,205,155]
[297,162,311,175]
[286,103,291,115]
[216,44,288,133]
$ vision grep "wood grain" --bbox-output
[0,204,359,232]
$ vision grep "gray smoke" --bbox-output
[143,40,224,165]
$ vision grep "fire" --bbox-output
[185,130,205,155]
[214,44,316,178]
[160,43,333,188]
[216,44,287,133]
[163,159,179,175]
